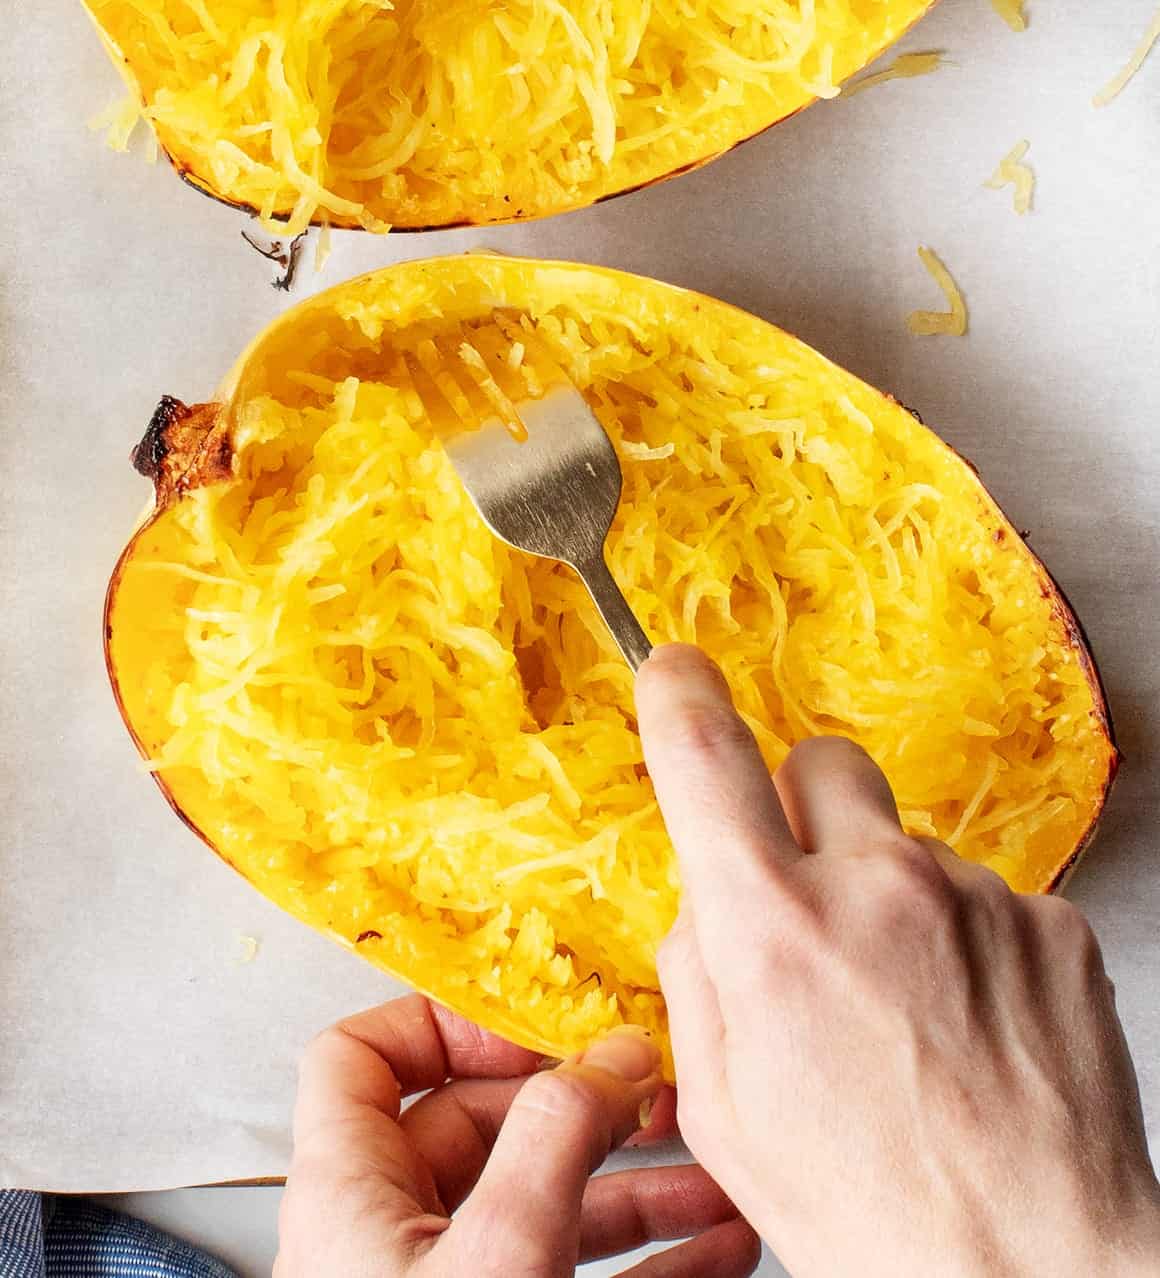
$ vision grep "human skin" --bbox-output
[272,995,759,1277]
[636,643,1160,1278]
[275,642,1160,1277]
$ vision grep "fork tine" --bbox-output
[493,311,555,397]
[402,349,467,435]
[415,338,476,422]
[392,355,426,425]
[456,339,526,440]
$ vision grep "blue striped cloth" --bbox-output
[0,1192,236,1278]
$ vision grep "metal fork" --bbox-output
[407,318,652,671]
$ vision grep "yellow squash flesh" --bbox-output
[83,0,936,232]
[105,256,1117,1067]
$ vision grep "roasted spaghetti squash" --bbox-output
[105,256,1117,1066]
[84,0,936,232]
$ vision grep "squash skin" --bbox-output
[104,257,1118,1067]
[81,0,940,232]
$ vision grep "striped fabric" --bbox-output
[0,1193,236,1278]
[0,1195,43,1278]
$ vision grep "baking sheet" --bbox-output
[2,0,1158,1208]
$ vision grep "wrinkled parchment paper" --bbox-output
[2,0,1157,1196]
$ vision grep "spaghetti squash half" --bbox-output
[84,0,936,232]
[105,256,1116,1065]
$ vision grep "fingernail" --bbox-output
[638,1095,655,1129]
[579,1025,660,1083]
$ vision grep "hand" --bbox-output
[636,644,1160,1278]
[274,993,759,1277]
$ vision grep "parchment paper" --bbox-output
[2,0,1157,1198]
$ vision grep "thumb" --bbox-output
[445,1027,662,1272]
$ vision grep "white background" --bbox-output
[1,0,1157,1273]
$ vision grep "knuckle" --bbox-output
[1036,895,1102,961]
[513,1068,606,1131]
[968,862,1016,909]
[299,1024,345,1069]
[912,835,954,864]
[784,733,875,774]
[965,870,1021,948]
[664,701,759,762]
[1035,892,1084,931]
[869,837,954,910]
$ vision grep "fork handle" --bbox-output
[575,551,653,673]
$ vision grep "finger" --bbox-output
[614,1217,762,1277]
[577,1163,740,1260]
[636,645,800,938]
[294,994,539,1145]
[447,1027,663,1269]
[399,1076,527,1211]
[655,912,728,1131]
[290,996,542,1222]
[626,1084,678,1147]
[404,1080,682,1215]
[773,735,901,854]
